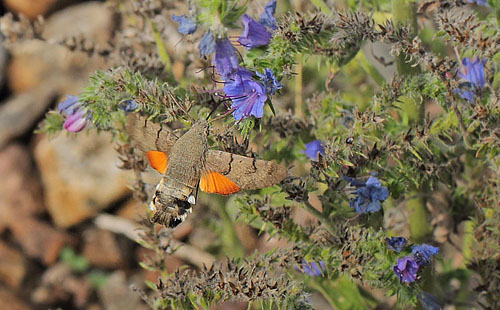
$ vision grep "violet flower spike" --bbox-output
[198,31,216,58]
[172,14,197,35]
[58,95,89,133]
[238,14,272,50]
[259,0,278,30]
[385,237,408,253]
[223,70,267,121]
[455,57,486,102]
[302,140,324,161]
[393,256,419,283]
[64,109,88,132]
[213,39,240,80]
[346,176,389,214]
[412,244,439,266]
[256,68,282,95]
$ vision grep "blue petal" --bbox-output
[58,95,81,114]
[256,68,282,95]
[172,14,197,35]
[213,39,240,80]
[385,237,408,252]
[412,244,439,266]
[259,0,278,30]
[198,31,216,57]
[238,14,272,50]
[301,140,324,161]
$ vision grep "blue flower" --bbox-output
[385,237,408,252]
[259,0,278,30]
[58,95,89,133]
[224,70,267,121]
[393,256,419,283]
[238,14,272,50]
[468,0,489,7]
[58,95,80,114]
[302,140,325,161]
[256,68,282,95]
[455,57,486,102]
[213,38,240,80]
[412,244,439,266]
[198,31,216,58]
[299,260,326,277]
[119,100,139,113]
[172,14,197,35]
[345,176,390,214]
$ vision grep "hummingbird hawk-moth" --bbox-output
[127,114,287,228]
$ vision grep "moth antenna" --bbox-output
[168,91,194,122]
[208,108,235,124]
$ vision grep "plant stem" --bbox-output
[149,19,172,73]
[303,200,336,236]
[392,0,420,75]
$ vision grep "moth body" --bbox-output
[150,120,209,227]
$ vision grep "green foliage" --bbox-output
[59,247,90,273]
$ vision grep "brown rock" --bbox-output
[98,272,147,310]
[0,144,45,225]
[31,262,91,307]
[0,287,30,310]
[3,0,58,19]
[43,2,115,47]
[83,228,125,269]
[0,241,27,289]
[0,83,58,148]
[9,215,73,265]
[34,131,132,228]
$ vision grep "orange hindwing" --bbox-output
[146,151,169,173]
[200,171,241,195]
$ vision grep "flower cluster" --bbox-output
[387,238,440,283]
[344,176,390,214]
[455,57,486,102]
[172,0,282,121]
[58,95,90,132]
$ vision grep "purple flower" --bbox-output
[345,176,390,214]
[259,0,278,30]
[198,31,216,58]
[256,68,282,95]
[468,0,489,7]
[302,140,325,161]
[238,14,272,50]
[58,95,89,133]
[224,70,267,121]
[455,57,486,102]
[393,256,419,283]
[385,237,408,253]
[213,39,240,80]
[299,260,326,276]
[412,244,439,266]
[172,14,197,35]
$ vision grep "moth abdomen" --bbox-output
[151,196,192,228]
